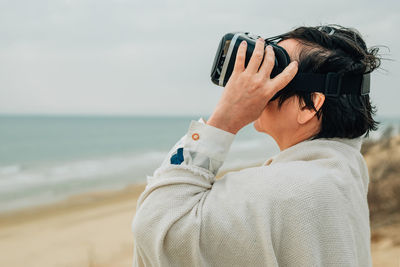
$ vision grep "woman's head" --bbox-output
[254,24,382,148]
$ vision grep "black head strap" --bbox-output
[272,68,370,97]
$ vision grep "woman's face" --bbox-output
[253,94,301,139]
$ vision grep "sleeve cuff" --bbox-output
[184,118,235,162]
[162,117,235,177]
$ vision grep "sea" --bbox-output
[0,115,399,213]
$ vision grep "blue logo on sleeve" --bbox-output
[170,147,184,165]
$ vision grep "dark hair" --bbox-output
[275,24,382,139]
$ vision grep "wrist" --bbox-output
[206,113,240,134]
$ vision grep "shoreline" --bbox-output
[0,183,147,227]
[0,161,265,224]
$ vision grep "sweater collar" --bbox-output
[263,136,364,166]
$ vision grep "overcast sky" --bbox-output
[0,0,399,117]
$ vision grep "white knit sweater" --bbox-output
[132,118,372,267]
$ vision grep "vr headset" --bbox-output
[210,32,370,99]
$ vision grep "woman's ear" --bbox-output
[297,93,325,125]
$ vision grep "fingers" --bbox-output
[269,61,298,93]
[258,45,275,76]
[246,38,265,74]
[233,40,247,73]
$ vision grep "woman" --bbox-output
[132,24,380,266]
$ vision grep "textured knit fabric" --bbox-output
[131,118,372,267]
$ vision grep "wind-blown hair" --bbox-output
[275,24,382,139]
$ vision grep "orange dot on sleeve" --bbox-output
[192,133,200,141]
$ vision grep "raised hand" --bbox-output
[207,38,298,134]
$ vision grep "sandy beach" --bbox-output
[1,136,400,267]
[0,184,146,267]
